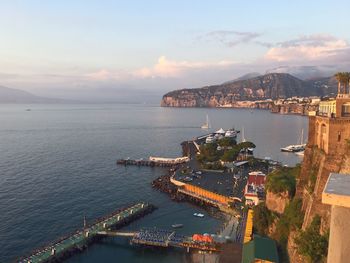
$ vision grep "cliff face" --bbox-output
[265,191,290,214]
[288,141,350,263]
[161,73,336,107]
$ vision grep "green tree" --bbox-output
[253,203,274,235]
[295,215,329,263]
[238,141,256,150]
[266,167,299,197]
[217,137,237,147]
[274,198,304,245]
[221,148,240,162]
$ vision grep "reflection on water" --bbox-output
[0,104,307,262]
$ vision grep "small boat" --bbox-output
[193,213,204,218]
[201,114,211,129]
[26,109,31,111]
[172,224,184,228]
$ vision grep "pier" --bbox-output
[19,202,155,263]
[98,228,220,252]
[117,156,189,167]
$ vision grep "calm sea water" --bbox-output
[0,104,307,263]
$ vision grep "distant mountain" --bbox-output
[266,65,338,80]
[161,73,337,107]
[222,72,261,84]
[0,86,70,103]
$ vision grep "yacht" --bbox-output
[281,129,306,153]
[215,128,226,135]
[201,114,211,129]
[281,145,304,152]
[225,128,238,138]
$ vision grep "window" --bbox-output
[338,131,341,142]
[342,103,350,117]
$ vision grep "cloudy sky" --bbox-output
[1,0,350,102]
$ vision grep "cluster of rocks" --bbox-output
[151,175,184,201]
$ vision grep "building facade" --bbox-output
[308,86,350,155]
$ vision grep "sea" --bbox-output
[0,104,308,263]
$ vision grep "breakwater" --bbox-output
[18,202,155,263]
[116,156,189,168]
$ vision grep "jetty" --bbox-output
[18,202,155,263]
[117,156,189,167]
[98,228,220,253]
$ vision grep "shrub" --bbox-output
[253,203,274,235]
[295,215,329,263]
[274,198,304,244]
[217,137,237,147]
[266,166,300,197]
[221,148,240,162]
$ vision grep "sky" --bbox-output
[1,0,350,102]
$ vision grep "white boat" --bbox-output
[215,128,226,135]
[201,114,211,129]
[281,129,306,152]
[225,128,238,138]
[193,213,204,218]
[281,145,304,152]
[172,223,184,228]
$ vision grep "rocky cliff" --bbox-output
[161,73,337,107]
[266,191,290,214]
[287,141,350,262]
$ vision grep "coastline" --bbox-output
[161,103,315,116]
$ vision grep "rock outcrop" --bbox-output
[265,191,290,214]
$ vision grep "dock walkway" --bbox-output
[19,202,155,263]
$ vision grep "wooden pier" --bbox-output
[18,202,155,263]
[99,228,220,253]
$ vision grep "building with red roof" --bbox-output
[244,171,266,205]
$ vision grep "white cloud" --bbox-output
[265,34,349,62]
[133,56,235,78]
[199,30,271,47]
[84,69,125,81]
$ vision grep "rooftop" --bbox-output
[247,174,266,186]
[322,173,350,208]
[174,171,234,197]
[242,235,279,263]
